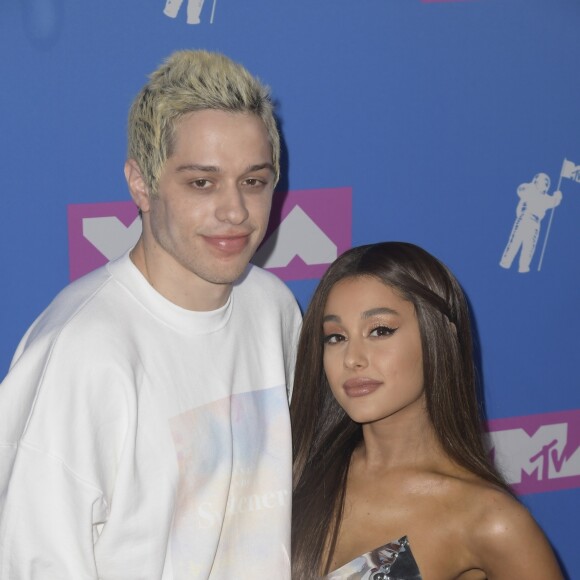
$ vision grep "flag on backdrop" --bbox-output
[536,158,577,272]
[560,158,580,183]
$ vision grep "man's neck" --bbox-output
[129,241,232,312]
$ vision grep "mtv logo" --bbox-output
[68,202,141,281]
[253,187,352,281]
[486,410,580,495]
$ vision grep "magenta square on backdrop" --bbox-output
[487,409,580,495]
[256,187,352,281]
[68,201,139,281]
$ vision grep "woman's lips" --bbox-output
[342,377,382,398]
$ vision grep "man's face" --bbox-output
[144,109,275,291]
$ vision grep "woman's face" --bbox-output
[322,276,425,425]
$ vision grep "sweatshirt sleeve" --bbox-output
[0,443,107,579]
[0,330,128,579]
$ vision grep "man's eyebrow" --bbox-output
[175,164,219,173]
[174,163,275,174]
[246,163,275,174]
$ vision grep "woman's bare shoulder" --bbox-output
[462,483,564,579]
[408,470,563,578]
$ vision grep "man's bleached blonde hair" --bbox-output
[127,49,280,195]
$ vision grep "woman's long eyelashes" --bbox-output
[323,333,345,345]
[369,325,397,337]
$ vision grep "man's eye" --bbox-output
[191,179,211,188]
[369,326,396,337]
[243,178,264,187]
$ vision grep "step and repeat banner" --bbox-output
[1,0,579,576]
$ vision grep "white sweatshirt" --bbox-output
[0,252,302,579]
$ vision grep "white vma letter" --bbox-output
[487,424,571,484]
[253,205,337,268]
[82,217,142,260]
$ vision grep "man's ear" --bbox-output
[125,159,151,213]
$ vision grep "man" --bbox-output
[0,50,301,579]
[499,172,563,273]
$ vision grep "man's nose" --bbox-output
[216,185,249,225]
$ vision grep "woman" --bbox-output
[291,242,563,579]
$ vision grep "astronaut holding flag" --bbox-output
[500,158,580,273]
[500,171,563,273]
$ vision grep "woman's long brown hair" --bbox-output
[290,242,512,579]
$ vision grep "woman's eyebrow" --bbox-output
[322,307,398,323]
[322,314,340,323]
[362,307,398,319]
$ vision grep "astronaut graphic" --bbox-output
[164,0,216,24]
[499,173,563,273]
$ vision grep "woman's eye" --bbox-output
[323,333,345,345]
[369,325,396,337]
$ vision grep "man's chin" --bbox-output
[201,263,252,286]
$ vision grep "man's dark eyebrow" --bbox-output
[174,163,275,174]
[175,164,219,173]
[246,163,275,174]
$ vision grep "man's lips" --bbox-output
[202,234,251,254]
[342,377,382,398]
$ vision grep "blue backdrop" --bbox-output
[1,0,579,576]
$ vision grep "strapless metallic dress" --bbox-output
[324,536,422,580]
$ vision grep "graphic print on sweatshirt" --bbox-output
[169,385,290,578]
